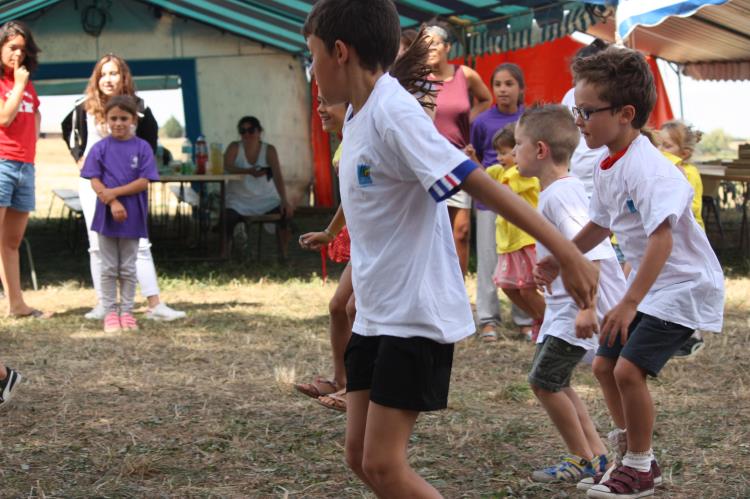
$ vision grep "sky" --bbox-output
[40,89,185,135]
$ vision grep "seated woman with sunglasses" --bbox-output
[223,116,294,259]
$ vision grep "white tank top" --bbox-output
[225,141,281,216]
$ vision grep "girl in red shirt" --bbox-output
[0,20,43,319]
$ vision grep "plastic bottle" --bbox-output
[180,137,193,175]
[195,135,208,175]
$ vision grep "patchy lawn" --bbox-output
[1,269,748,497]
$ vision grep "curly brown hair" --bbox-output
[571,46,655,130]
[84,54,137,125]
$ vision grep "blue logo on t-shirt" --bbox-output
[357,163,372,186]
[130,155,139,170]
[626,198,637,213]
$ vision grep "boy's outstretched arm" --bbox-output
[601,220,672,347]
[461,167,598,309]
[534,222,611,287]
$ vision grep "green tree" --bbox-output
[160,116,184,138]
[699,128,730,155]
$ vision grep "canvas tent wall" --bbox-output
[10,0,313,203]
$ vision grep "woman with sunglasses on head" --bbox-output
[61,53,185,322]
[424,21,492,277]
[223,116,294,260]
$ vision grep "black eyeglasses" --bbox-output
[239,127,257,135]
[571,105,617,121]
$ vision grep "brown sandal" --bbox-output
[294,376,340,399]
[317,389,346,412]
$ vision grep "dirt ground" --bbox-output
[0,139,747,497]
[1,274,748,497]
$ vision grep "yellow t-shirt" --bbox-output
[332,142,343,170]
[487,164,539,254]
[661,151,704,230]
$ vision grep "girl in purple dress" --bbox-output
[80,96,159,333]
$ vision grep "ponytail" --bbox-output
[389,28,436,110]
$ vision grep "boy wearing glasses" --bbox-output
[537,47,724,498]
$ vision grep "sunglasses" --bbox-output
[239,127,257,135]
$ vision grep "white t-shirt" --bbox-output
[340,73,476,344]
[536,177,626,350]
[561,88,607,199]
[589,134,724,332]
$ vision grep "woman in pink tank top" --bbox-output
[425,22,491,276]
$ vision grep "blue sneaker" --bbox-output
[531,455,599,483]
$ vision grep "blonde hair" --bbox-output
[84,54,136,124]
[517,104,580,165]
[660,120,703,160]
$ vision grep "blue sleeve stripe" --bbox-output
[428,160,478,202]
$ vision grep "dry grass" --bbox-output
[1,275,748,498]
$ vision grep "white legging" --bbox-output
[79,177,160,301]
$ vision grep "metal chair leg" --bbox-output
[20,238,38,291]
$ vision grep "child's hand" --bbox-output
[559,253,598,310]
[600,299,637,347]
[463,144,479,163]
[110,200,127,223]
[534,256,559,292]
[299,230,332,251]
[98,188,117,205]
[13,60,29,89]
[575,308,598,339]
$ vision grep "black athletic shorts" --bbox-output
[345,333,454,412]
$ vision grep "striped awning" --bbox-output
[1,0,607,56]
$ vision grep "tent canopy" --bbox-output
[587,0,750,80]
[2,0,606,56]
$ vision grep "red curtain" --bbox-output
[647,56,674,128]
[452,36,673,125]
[308,37,673,202]
[310,79,334,207]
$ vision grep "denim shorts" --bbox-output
[528,335,587,392]
[0,159,35,212]
[597,312,694,377]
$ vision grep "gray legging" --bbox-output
[98,235,138,314]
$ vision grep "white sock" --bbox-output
[622,449,653,472]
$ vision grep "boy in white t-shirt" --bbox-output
[303,1,599,496]
[516,105,627,485]
[537,47,724,498]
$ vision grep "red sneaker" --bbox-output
[586,464,654,498]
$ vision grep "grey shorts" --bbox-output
[596,312,694,377]
[528,336,587,392]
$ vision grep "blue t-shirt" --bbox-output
[80,136,159,239]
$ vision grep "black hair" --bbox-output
[575,38,608,61]
[237,116,263,133]
[0,20,40,74]
[390,28,436,110]
[104,95,138,118]
[491,63,526,107]
[303,0,400,73]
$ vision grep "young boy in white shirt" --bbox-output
[303,1,599,496]
[515,105,626,485]
[537,47,724,498]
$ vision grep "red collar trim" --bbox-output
[600,144,630,170]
